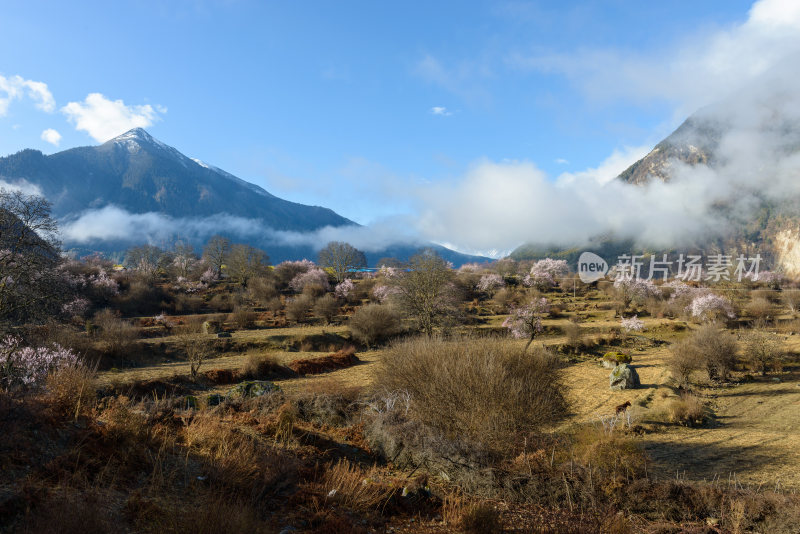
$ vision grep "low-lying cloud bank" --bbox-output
[415,59,800,254]
[60,205,424,253]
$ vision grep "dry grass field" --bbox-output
[95,307,800,492]
[7,265,800,533]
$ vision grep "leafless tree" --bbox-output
[0,189,68,331]
[171,240,197,278]
[744,330,784,376]
[318,241,367,282]
[124,244,164,279]
[203,235,231,277]
[227,244,269,286]
[176,329,211,380]
[391,249,461,337]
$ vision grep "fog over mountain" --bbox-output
[416,58,800,271]
[0,129,484,265]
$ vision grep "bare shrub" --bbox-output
[93,308,137,356]
[173,294,203,314]
[175,330,211,379]
[246,276,279,305]
[45,362,97,418]
[240,353,291,380]
[562,321,583,353]
[322,459,397,512]
[682,323,738,381]
[645,297,667,318]
[746,297,773,326]
[208,292,238,313]
[783,289,800,316]
[348,304,402,348]
[669,338,700,386]
[570,424,647,487]
[313,293,340,324]
[302,283,327,298]
[493,287,522,312]
[743,330,784,376]
[666,393,707,426]
[115,279,170,316]
[181,315,206,333]
[460,502,503,534]
[375,337,569,447]
[285,294,314,323]
[265,296,283,313]
[229,306,257,330]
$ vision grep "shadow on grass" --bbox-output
[642,438,783,483]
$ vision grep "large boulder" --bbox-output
[602,351,632,369]
[226,380,281,399]
[609,363,640,390]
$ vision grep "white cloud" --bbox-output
[40,128,62,147]
[59,205,423,253]
[0,178,43,196]
[430,106,452,116]
[510,0,800,115]
[414,65,800,254]
[61,93,163,142]
[0,74,55,116]
[555,158,569,165]
[556,145,650,186]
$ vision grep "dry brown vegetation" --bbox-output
[4,253,800,533]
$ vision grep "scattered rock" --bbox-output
[226,380,281,399]
[610,363,641,390]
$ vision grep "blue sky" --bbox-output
[2,0,797,254]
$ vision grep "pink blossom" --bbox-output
[458,263,483,274]
[372,284,401,303]
[687,293,736,321]
[334,279,355,299]
[664,280,695,300]
[200,267,218,284]
[378,265,399,278]
[525,258,568,288]
[477,273,505,292]
[173,277,208,294]
[503,298,550,339]
[289,268,330,292]
[748,270,782,285]
[90,271,119,296]
[0,336,79,390]
[62,297,90,317]
[620,315,645,332]
[613,277,662,301]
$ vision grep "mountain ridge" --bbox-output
[0,129,486,265]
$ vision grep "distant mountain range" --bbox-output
[0,129,485,266]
